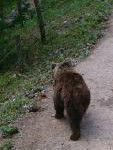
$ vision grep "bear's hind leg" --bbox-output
[67,104,81,141]
[54,101,64,119]
[53,90,64,119]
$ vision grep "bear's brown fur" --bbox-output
[52,59,90,141]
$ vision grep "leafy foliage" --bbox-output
[0,140,13,150]
[0,125,18,138]
[0,95,30,126]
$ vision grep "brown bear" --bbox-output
[52,59,90,141]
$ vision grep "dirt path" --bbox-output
[13,13,113,150]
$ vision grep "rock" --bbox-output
[64,20,68,24]
[27,105,40,112]
[51,114,55,117]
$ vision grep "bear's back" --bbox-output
[55,70,83,86]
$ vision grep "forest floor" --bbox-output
[11,11,113,150]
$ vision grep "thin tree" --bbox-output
[16,34,25,72]
[34,0,46,43]
[17,0,23,27]
[16,0,23,72]
[16,35,22,71]
[0,0,4,22]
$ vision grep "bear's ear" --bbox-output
[60,61,71,68]
[51,63,57,69]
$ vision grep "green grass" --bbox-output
[0,0,113,147]
[0,125,18,138]
[0,95,28,126]
[1,0,113,69]
[0,71,44,126]
[0,140,13,150]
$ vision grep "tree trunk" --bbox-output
[16,35,23,72]
[0,0,4,21]
[17,0,23,27]
[34,0,46,43]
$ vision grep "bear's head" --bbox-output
[52,58,77,79]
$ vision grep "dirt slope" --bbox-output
[13,13,113,150]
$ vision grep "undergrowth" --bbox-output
[0,140,13,150]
